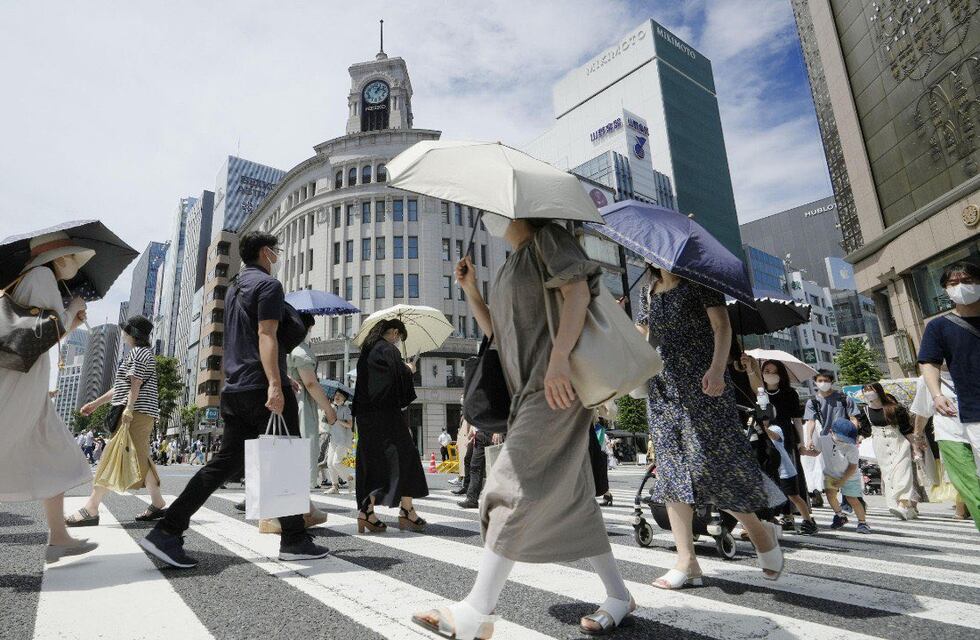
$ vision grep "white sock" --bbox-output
[463,548,515,615]
[588,552,630,602]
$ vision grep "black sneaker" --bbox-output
[139,527,198,569]
[457,499,479,509]
[830,513,848,529]
[234,500,246,513]
[279,535,329,561]
[800,519,818,535]
[781,517,796,532]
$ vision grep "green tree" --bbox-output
[614,395,648,434]
[72,403,112,435]
[180,404,201,440]
[834,338,884,386]
[156,355,183,434]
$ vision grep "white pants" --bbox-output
[325,443,352,485]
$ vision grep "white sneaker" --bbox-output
[448,477,461,486]
[889,507,910,521]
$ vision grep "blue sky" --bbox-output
[0,0,831,333]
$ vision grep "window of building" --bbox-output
[361,275,371,300]
[408,274,419,298]
[375,275,385,298]
[346,204,354,225]
[362,201,371,224]
[347,167,357,186]
[308,214,314,236]
[408,236,418,259]
[458,315,467,337]
[482,281,489,302]
[467,207,474,227]
[217,241,230,256]
[393,274,405,298]
[394,236,404,259]
[457,281,465,301]
[443,275,453,299]
[454,203,463,225]
[299,219,305,240]
[345,240,354,263]
[480,244,487,267]
[297,253,304,273]
[375,199,386,222]
[408,199,418,221]
[212,285,227,301]
[472,317,479,339]
[362,165,372,184]
[442,238,451,261]
[344,315,352,337]
[344,277,353,301]
[333,206,341,228]
[333,241,340,265]
[362,238,371,261]
[455,240,464,261]
[307,248,313,272]
[441,201,450,224]
[376,163,387,182]
[910,239,979,318]
[210,309,224,324]
[330,317,338,338]
[335,171,343,189]
[393,199,404,222]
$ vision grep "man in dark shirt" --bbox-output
[140,232,328,568]
[919,260,980,442]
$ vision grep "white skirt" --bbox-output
[871,426,916,508]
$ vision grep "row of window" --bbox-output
[443,276,489,303]
[335,164,387,189]
[331,199,418,227]
[331,274,420,301]
[332,236,419,263]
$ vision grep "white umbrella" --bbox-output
[745,348,819,384]
[386,140,604,228]
[353,304,453,358]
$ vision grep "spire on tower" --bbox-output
[376,19,387,60]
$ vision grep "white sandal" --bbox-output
[757,522,784,581]
[652,568,704,590]
[412,601,498,640]
[580,594,636,636]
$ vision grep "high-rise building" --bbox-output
[127,241,168,319]
[118,301,130,324]
[77,323,121,408]
[740,245,797,354]
[524,18,741,254]
[210,156,285,240]
[156,197,196,357]
[236,46,509,455]
[789,271,838,374]
[739,196,844,289]
[59,328,88,366]
[54,357,85,430]
[195,232,239,421]
[792,1,980,377]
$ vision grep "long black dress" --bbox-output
[352,339,429,511]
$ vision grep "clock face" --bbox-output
[363,81,390,105]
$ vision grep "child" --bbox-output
[813,418,871,533]
[766,424,818,534]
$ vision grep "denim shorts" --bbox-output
[825,473,863,498]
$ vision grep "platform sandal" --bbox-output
[399,506,427,532]
[134,504,167,522]
[65,507,99,527]
[580,594,636,636]
[412,601,497,640]
[758,522,784,581]
[652,568,704,590]
[357,508,387,534]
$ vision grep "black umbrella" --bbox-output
[0,220,139,300]
[728,296,811,336]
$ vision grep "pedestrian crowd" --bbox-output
[1,216,978,639]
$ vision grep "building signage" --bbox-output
[590,117,623,142]
[626,115,649,136]
[803,202,836,218]
[585,28,647,77]
[205,407,219,420]
[802,348,818,365]
[654,24,697,60]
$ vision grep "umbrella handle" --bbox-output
[464,211,483,267]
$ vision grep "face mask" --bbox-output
[863,392,879,404]
[269,250,282,278]
[946,283,980,305]
[816,381,833,393]
[763,374,781,386]
[482,213,512,237]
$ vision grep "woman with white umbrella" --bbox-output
[351,318,429,533]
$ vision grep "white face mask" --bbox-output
[482,213,512,238]
[268,249,282,278]
[946,283,980,305]
[816,381,833,393]
[763,373,781,386]
[863,392,879,404]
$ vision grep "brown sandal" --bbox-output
[65,508,99,527]
[134,504,167,522]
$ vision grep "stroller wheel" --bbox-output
[809,491,824,509]
[634,519,655,547]
[716,531,737,560]
[692,534,701,542]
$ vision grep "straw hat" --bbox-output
[21,231,95,273]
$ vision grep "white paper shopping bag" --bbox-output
[245,413,311,520]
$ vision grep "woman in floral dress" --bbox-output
[638,267,785,587]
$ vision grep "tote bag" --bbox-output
[534,238,663,409]
[245,413,311,520]
[463,335,511,434]
[93,418,142,493]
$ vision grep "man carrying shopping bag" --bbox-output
[140,231,329,568]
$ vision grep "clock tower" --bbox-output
[346,47,414,135]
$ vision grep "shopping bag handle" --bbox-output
[265,412,288,436]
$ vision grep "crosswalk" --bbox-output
[9,467,980,640]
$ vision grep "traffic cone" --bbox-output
[429,452,437,473]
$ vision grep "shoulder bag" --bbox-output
[533,236,663,409]
[463,334,511,434]
[0,271,67,373]
[945,313,980,339]
[103,405,125,435]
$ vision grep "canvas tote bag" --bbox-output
[245,413,311,520]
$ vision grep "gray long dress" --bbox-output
[479,223,611,563]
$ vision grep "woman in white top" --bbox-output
[0,231,97,563]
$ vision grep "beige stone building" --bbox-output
[793,0,980,377]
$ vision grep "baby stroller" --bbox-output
[861,461,882,495]
[631,465,740,560]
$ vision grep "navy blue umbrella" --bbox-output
[586,200,755,307]
[285,289,360,316]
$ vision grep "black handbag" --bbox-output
[0,270,67,373]
[463,334,511,434]
[103,404,125,435]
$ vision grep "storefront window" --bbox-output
[911,239,979,319]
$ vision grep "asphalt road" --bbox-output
[2,464,978,640]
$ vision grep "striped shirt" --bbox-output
[110,346,160,418]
